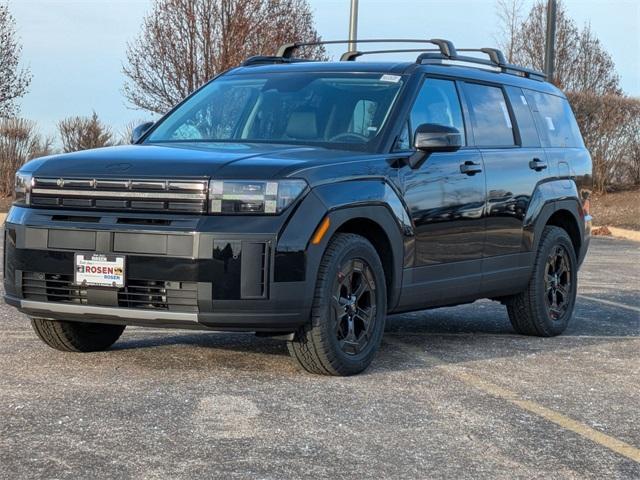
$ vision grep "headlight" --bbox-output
[209,179,307,215]
[14,172,33,206]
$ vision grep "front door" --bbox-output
[398,77,486,309]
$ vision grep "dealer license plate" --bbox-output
[75,254,125,288]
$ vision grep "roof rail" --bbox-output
[340,48,440,61]
[276,38,457,59]
[417,49,546,81]
[268,38,546,82]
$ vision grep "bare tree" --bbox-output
[123,0,326,114]
[0,118,53,196]
[496,0,621,95]
[627,114,640,186]
[58,112,114,153]
[0,3,32,118]
[495,0,525,62]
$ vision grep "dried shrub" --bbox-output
[58,112,114,153]
[0,118,53,196]
[568,93,640,192]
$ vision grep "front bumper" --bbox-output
[3,206,313,331]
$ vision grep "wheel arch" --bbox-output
[526,192,585,262]
[313,206,406,311]
[276,180,412,312]
[546,208,582,259]
[332,216,396,310]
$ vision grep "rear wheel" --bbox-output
[287,233,387,376]
[31,318,125,352]
[507,226,578,336]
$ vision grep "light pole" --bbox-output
[349,0,359,52]
[544,0,557,81]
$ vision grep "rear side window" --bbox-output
[463,83,515,147]
[524,90,584,148]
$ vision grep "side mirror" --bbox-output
[408,123,463,169]
[130,121,155,144]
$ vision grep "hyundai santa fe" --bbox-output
[4,39,592,375]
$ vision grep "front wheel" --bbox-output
[31,318,126,352]
[507,226,578,336]
[288,233,387,376]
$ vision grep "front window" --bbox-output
[146,72,404,150]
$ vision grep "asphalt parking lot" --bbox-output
[0,236,638,479]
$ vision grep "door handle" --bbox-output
[460,161,482,175]
[529,158,548,171]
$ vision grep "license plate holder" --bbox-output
[75,253,125,288]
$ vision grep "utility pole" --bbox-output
[544,0,557,81]
[348,0,359,52]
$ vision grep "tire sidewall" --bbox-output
[317,238,387,370]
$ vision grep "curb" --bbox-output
[594,226,640,243]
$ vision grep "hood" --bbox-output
[25,143,364,181]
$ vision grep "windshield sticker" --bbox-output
[499,101,513,129]
[545,116,556,131]
[380,74,401,83]
[520,95,528,105]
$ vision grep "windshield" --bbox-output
[146,72,404,150]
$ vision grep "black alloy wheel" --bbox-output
[333,258,377,356]
[544,245,572,321]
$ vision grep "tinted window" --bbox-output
[147,73,404,151]
[463,83,515,147]
[524,90,584,148]
[505,86,540,147]
[410,78,465,145]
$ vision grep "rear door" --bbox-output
[461,82,547,292]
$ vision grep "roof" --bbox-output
[227,61,564,96]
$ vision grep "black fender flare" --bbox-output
[524,179,586,262]
[276,179,414,312]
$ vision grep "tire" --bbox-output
[507,226,578,337]
[30,318,125,352]
[287,233,387,376]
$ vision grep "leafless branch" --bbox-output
[123,0,327,115]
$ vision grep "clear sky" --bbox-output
[9,0,640,141]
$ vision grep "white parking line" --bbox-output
[579,295,640,313]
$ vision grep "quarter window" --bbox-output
[524,90,584,148]
[463,83,515,147]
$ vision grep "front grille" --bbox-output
[30,178,208,213]
[22,272,87,304]
[22,272,199,312]
[119,279,198,312]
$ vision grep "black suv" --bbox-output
[4,39,592,375]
